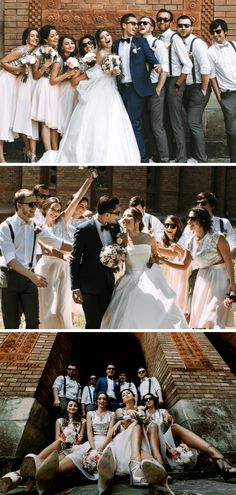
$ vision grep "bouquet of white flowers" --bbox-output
[100,243,126,272]
[82,52,97,69]
[19,54,36,82]
[224,291,236,310]
[82,449,101,474]
[101,54,124,78]
[171,443,194,465]
[64,57,81,71]
[40,46,58,60]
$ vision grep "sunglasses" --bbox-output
[196,200,208,206]
[107,367,115,370]
[138,21,151,26]
[37,194,51,199]
[18,201,37,207]
[164,223,177,229]
[187,216,198,221]
[82,40,94,47]
[177,23,191,28]
[138,369,145,374]
[126,21,138,26]
[144,397,153,401]
[213,29,222,34]
[156,17,171,23]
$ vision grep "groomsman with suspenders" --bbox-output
[0,188,71,329]
[176,15,211,163]
[156,8,192,162]
[81,374,97,415]
[137,366,164,405]
[52,363,82,418]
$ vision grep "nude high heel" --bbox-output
[129,460,149,487]
[0,471,22,493]
[141,458,175,494]
[20,453,41,478]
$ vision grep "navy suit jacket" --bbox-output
[113,36,159,97]
[94,377,120,402]
[70,218,120,293]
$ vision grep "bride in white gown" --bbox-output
[101,208,189,330]
[39,29,140,164]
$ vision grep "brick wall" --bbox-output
[135,332,236,408]
[1,0,236,56]
[1,166,236,223]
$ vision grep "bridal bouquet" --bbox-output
[100,244,126,272]
[19,54,36,82]
[101,54,124,78]
[171,444,193,465]
[40,45,58,60]
[82,52,97,69]
[82,449,101,474]
[59,427,79,449]
[224,291,236,310]
[64,56,81,71]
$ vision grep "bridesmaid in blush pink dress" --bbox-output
[0,27,38,162]
[50,34,79,136]
[31,24,60,152]
[11,27,40,162]
[159,215,191,316]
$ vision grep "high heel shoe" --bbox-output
[20,453,41,478]
[30,153,37,163]
[0,471,22,493]
[141,459,175,495]
[209,455,236,480]
[129,460,149,487]
[97,447,115,481]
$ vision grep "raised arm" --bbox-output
[60,174,94,223]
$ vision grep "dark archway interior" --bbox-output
[69,332,146,388]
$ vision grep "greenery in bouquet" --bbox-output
[19,54,36,82]
[82,449,101,474]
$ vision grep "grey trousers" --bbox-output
[183,83,211,162]
[166,77,187,162]
[220,90,236,162]
[147,84,169,162]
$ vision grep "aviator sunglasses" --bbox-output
[164,223,177,229]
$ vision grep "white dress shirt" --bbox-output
[0,213,62,268]
[106,377,116,399]
[183,34,210,85]
[52,375,81,401]
[94,215,113,246]
[145,35,169,83]
[81,385,95,405]
[159,28,192,76]
[208,41,236,91]
[139,376,161,399]
[142,212,164,242]
[118,38,132,83]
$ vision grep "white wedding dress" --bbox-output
[39,64,140,164]
[101,244,189,329]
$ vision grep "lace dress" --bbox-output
[57,417,86,454]
[67,410,114,480]
[101,244,188,329]
[38,64,140,164]
[35,218,72,329]
[187,232,232,328]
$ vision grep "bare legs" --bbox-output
[41,124,58,151]
[0,140,6,162]
[147,423,164,464]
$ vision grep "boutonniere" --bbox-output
[131,43,141,54]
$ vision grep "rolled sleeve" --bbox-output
[0,223,15,265]
[174,36,193,74]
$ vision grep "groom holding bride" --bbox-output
[70,195,188,330]
[70,195,121,329]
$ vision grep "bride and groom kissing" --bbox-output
[70,195,188,330]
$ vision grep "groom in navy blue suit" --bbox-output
[94,363,120,411]
[113,13,160,162]
[70,195,121,329]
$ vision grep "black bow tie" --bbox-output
[101,224,111,232]
[121,38,131,43]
